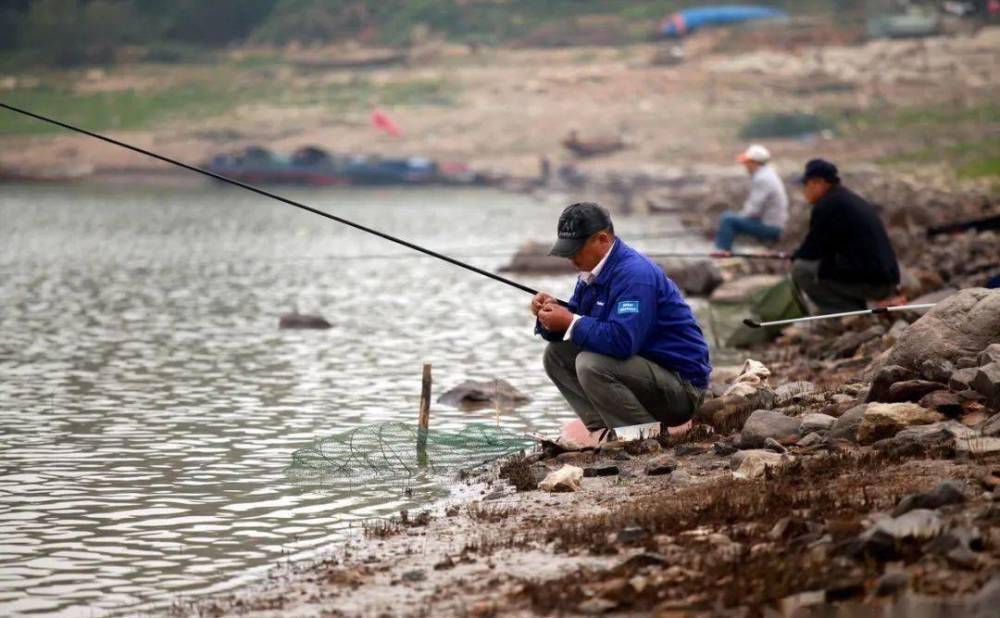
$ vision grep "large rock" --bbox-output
[799,413,837,435]
[731,449,790,480]
[892,481,966,516]
[709,274,784,304]
[437,379,531,408]
[886,380,947,403]
[539,465,583,492]
[867,365,916,403]
[979,344,1000,368]
[740,409,802,448]
[500,242,575,274]
[950,367,981,391]
[857,403,946,445]
[279,312,332,329]
[659,259,724,297]
[972,363,1000,409]
[829,404,866,442]
[918,390,963,417]
[883,288,1000,371]
[829,325,885,359]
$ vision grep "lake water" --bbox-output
[0,184,715,616]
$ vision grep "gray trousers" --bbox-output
[791,260,895,314]
[543,341,704,431]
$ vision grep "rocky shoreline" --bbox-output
[178,287,1000,617]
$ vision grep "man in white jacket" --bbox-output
[714,144,788,252]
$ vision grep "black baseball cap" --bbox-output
[798,158,840,184]
[549,202,613,257]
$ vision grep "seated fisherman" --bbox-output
[791,159,900,314]
[531,202,711,442]
[714,144,789,252]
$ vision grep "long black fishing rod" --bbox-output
[0,101,562,303]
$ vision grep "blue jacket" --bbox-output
[536,241,711,389]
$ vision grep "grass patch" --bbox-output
[851,101,1000,131]
[739,111,834,139]
[0,84,248,135]
[0,70,455,136]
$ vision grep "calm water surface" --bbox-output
[0,184,714,616]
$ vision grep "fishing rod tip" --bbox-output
[742,318,762,329]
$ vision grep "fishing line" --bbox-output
[0,101,563,303]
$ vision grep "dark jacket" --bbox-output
[793,185,900,286]
[536,241,711,390]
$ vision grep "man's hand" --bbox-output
[538,303,574,333]
[531,291,557,316]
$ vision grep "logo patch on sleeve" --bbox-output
[617,300,640,314]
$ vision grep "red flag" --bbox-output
[371,108,401,137]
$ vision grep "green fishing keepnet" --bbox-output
[289,422,536,478]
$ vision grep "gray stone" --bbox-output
[887,380,947,403]
[950,367,981,391]
[740,409,802,448]
[437,379,531,407]
[731,449,789,479]
[662,259,723,297]
[892,481,966,516]
[971,362,1000,408]
[955,436,1000,457]
[800,413,837,434]
[982,413,1000,437]
[918,390,964,417]
[883,289,1000,371]
[763,437,787,454]
[713,441,737,456]
[583,464,620,478]
[829,405,866,442]
[874,572,910,597]
[919,358,955,384]
[957,356,980,369]
[979,344,1000,368]
[797,432,826,448]
[629,438,662,455]
[773,381,817,405]
[645,454,678,476]
[867,365,916,403]
[278,312,332,329]
[709,274,783,304]
[857,403,945,445]
[829,325,886,359]
[885,320,910,344]
[873,509,944,541]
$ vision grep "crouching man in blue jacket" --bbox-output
[533,202,711,441]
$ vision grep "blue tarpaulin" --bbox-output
[658,5,788,38]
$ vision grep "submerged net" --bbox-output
[289,422,536,478]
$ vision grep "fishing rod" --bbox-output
[649,250,789,260]
[0,102,564,304]
[333,248,788,262]
[742,303,936,329]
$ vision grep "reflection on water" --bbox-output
[0,184,715,616]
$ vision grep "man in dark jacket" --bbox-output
[791,159,900,314]
[532,203,711,440]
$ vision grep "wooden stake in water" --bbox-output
[417,363,432,467]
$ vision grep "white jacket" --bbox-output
[740,164,788,229]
